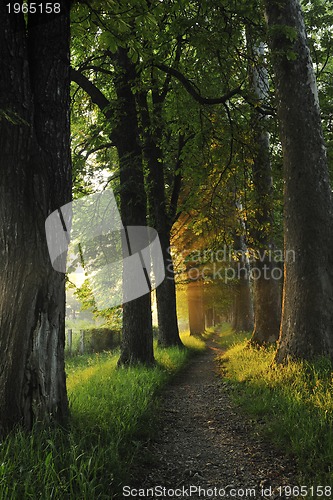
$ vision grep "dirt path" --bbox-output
[128,336,298,499]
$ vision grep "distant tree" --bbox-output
[0,1,71,431]
[70,1,190,357]
[71,46,155,366]
[187,271,205,336]
[137,66,185,349]
[247,40,281,345]
[231,233,254,332]
[265,0,333,361]
[113,48,155,366]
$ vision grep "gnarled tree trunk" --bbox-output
[0,1,71,432]
[265,0,333,361]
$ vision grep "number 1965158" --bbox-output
[6,3,61,14]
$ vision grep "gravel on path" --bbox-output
[127,336,299,500]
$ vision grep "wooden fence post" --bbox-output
[79,329,85,354]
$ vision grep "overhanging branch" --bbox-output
[71,68,112,118]
[154,63,276,115]
[154,63,242,105]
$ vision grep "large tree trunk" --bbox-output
[265,0,333,361]
[0,2,71,432]
[113,49,155,366]
[248,42,281,345]
[138,91,183,348]
[156,232,184,347]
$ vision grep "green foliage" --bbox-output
[69,0,333,259]
[218,328,333,488]
[0,333,204,499]
[268,24,298,43]
[72,280,122,330]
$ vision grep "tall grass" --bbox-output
[0,332,205,499]
[218,326,333,489]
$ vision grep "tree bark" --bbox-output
[155,233,184,347]
[205,308,214,328]
[137,91,183,348]
[231,233,254,333]
[187,270,205,336]
[248,42,281,345]
[113,49,155,366]
[71,50,155,366]
[265,0,333,361]
[0,1,71,432]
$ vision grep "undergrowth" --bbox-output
[218,326,333,491]
[0,332,205,499]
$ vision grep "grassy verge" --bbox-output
[0,332,205,499]
[217,326,333,489]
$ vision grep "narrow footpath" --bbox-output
[129,336,299,500]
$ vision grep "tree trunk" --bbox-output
[187,273,205,336]
[156,232,184,347]
[251,259,281,343]
[138,91,183,348]
[205,308,214,328]
[0,2,71,432]
[231,273,254,332]
[113,48,155,366]
[248,42,281,345]
[231,235,254,332]
[265,0,333,361]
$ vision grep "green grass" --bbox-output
[0,332,205,499]
[218,326,333,490]
[217,323,250,348]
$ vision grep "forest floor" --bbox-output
[128,334,299,500]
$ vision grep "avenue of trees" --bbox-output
[0,0,333,431]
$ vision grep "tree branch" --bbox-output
[78,65,114,76]
[154,62,276,115]
[154,63,242,105]
[168,133,194,228]
[84,142,114,160]
[70,68,112,117]
[159,37,183,102]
